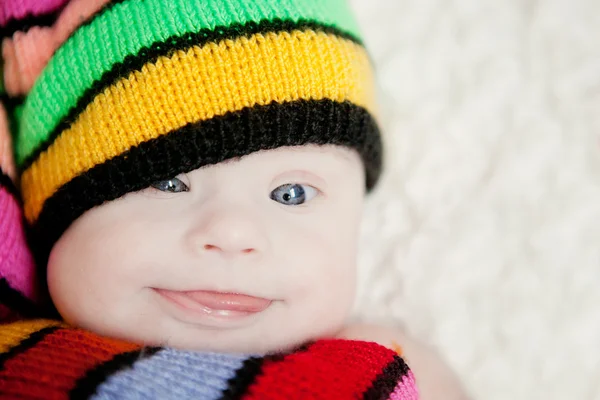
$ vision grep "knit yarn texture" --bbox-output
[1,0,110,312]
[0,3,412,398]
[0,0,69,37]
[11,0,383,264]
[0,103,38,317]
[0,319,418,399]
[1,0,109,96]
[0,0,80,320]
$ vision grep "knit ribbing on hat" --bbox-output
[0,103,40,317]
[0,319,419,399]
[0,104,16,181]
[0,187,41,317]
[15,0,365,166]
[0,0,69,37]
[15,0,382,260]
[1,0,110,96]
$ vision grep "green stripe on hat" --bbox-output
[16,0,363,166]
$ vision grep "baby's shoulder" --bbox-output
[335,322,471,400]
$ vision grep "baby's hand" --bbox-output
[335,323,470,400]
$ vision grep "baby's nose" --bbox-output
[187,208,268,258]
[202,242,256,255]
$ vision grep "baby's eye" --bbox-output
[270,184,318,206]
[151,177,189,193]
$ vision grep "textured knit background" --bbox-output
[349,0,600,399]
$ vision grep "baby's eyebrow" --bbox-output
[209,156,243,168]
[216,156,243,165]
[311,146,360,164]
[288,144,355,157]
[333,149,361,163]
[198,156,243,170]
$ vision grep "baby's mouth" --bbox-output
[154,288,272,317]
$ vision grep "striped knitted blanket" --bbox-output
[0,319,418,399]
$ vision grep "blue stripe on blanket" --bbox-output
[91,348,250,399]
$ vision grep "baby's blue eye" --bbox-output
[270,184,318,206]
[151,177,189,193]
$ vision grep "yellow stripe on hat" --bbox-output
[22,29,376,224]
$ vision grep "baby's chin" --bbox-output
[60,310,346,356]
[109,328,323,355]
[160,332,311,355]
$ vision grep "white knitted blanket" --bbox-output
[350,1,600,399]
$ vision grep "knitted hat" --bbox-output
[0,103,39,317]
[0,0,69,38]
[0,320,418,399]
[0,0,98,317]
[13,0,382,262]
[1,0,108,96]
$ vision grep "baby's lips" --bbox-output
[157,289,272,313]
[182,290,272,312]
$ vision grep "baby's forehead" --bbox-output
[240,145,361,163]
[188,145,362,179]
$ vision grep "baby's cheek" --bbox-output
[47,239,75,297]
[47,240,83,322]
[48,233,111,320]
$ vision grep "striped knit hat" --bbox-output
[0,0,69,40]
[1,0,102,315]
[13,0,382,263]
[1,0,103,96]
[0,103,39,316]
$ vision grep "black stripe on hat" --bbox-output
[0,278,41,319]
[21,18,362,171]
[0,10,64,39]
[30,99,382,271]
[0,171,20,202]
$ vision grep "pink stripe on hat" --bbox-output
[0,101,39,308]
[2,0,110,96]
[0,104,16,181]
[0,0,69,28]
[0,185,39,303]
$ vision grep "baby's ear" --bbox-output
[0,102,42,321]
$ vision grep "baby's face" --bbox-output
[47,145,365,354]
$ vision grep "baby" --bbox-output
[17,0,381,355]
[4,0,466,397]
